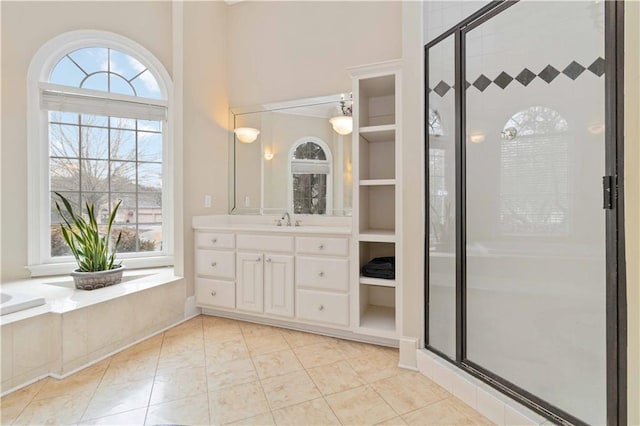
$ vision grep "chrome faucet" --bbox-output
[281,212,292,227]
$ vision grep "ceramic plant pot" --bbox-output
[71,265,125,290]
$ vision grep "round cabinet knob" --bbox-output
[211,238,218,244]
[256,257,262,262]
[266,258,272,263]
[211,290,217,296]
[318,244,324,249]
[210,262,217,267]
[318,271,324,277]
[318,305,324,311]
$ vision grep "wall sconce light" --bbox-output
[234,127,260,143]
[264,150,274,161]
[469,133,485,144]
[330,93,353,136]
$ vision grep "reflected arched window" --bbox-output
[289,138,332,214]
[500,106,569,235]
[428,108,444,136]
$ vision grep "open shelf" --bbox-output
[358,229,395,243]
[359,276,396,287]
[359,137,395,180]
[359,305,396,331]
[359,124,396,143]
[360,179,395,186]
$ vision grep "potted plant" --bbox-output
[54,192,125,290]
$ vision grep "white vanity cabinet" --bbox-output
[295,236,350,326]
[195,232,236,309]
[236,235,295,318]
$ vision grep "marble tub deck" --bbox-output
[0,315,491,425]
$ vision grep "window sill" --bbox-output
[27,255,174,277]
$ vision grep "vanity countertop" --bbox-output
[192,215,352,235]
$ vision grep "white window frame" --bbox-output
[287,137,333,215]
[27,30,174,276]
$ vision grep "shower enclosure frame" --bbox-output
[423,1,626,425]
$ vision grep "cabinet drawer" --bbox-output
[295,256,349,292]
[296,290,349,326]
[237,234,293,252]
[197,250,235,279]
[196,232,235,249]
[296,237,349,256]
[196,278,235,309]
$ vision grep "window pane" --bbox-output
[110,161,136,192]
[80,192,108,218]
[68,48,108,74]
[51,225,72,257]
[81,160,108,192]
[81,114,109,127]
[113,225,139,253]
[112,193,137,225]
[138,120,161,132]
[138,131,162,162]
[138,163,162,191]
[293,173,327,214]
[109,49,145,80]
[50,191,80,225]
[109,74,135,97]
[138,225,162,252]
[81,72,108,92]
[51,158,79,191]
[110,117,136,130]
[82,126,109,159]
[131,70,162,99]
[50,123,79,158]
[49,111,79,125]
[111,129,136,161]
[49,56,86,87]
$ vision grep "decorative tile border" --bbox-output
[428,57,606,97]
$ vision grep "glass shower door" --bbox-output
[464,1,607,424]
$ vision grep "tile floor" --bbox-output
[0,315,492,425]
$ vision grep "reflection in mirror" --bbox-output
[230,94,353,216]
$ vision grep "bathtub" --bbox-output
[0,292,46,316]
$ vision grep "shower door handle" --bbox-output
[603,175,614,210]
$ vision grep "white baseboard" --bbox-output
[398,337,419,369]
[184,295,200,318]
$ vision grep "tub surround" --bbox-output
[1,269,185,395]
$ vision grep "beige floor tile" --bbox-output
[80,407,147,425]
[371,372,449,415]
[203,317,244,342]
[307,360,366,396]
[13,393,92,425]
[402,398,486,426]
[33,360,108,402]
[244,333,290,356]
[293,342,344,369]
[82,377,153,420]
[271,397,340,426]
[150,365,208,405]
[161,333,205,357]
[376,416,408,426]
[163,316,203,339]
[99,355,158,386]
[260,370,321,410]
[280,329,333,348]
[208,381,270,424]
[206,357,259,392]
[227,411,275,425]
[252,349,303,380]
[205,336,250,364]
[202,314,238,328]
[334,338,388,359]
[238,321,283,338]
[0,380,46,424]
[325,385,397,426]
[157,346,206,371]
[111,334,163,363]
[145,392,210,425]
[347,352,404,383]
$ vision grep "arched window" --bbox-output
[428,108,444,136]
[500,106,569,235]
[27,31,172,275]
[289,138,333,215]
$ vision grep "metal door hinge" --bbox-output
[603,175,615,209]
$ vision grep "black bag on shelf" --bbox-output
[361,256,395,280]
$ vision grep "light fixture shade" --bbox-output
[330,116,353,136]
[234,127,260,143]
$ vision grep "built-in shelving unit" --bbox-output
[349,60,402,339]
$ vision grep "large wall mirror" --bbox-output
[229,94,353,216]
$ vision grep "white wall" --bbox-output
[1,1,173,281]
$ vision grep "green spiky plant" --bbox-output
[54,192,123,272]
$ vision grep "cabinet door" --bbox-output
[264,254,294,318]
[236,252,264,313]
